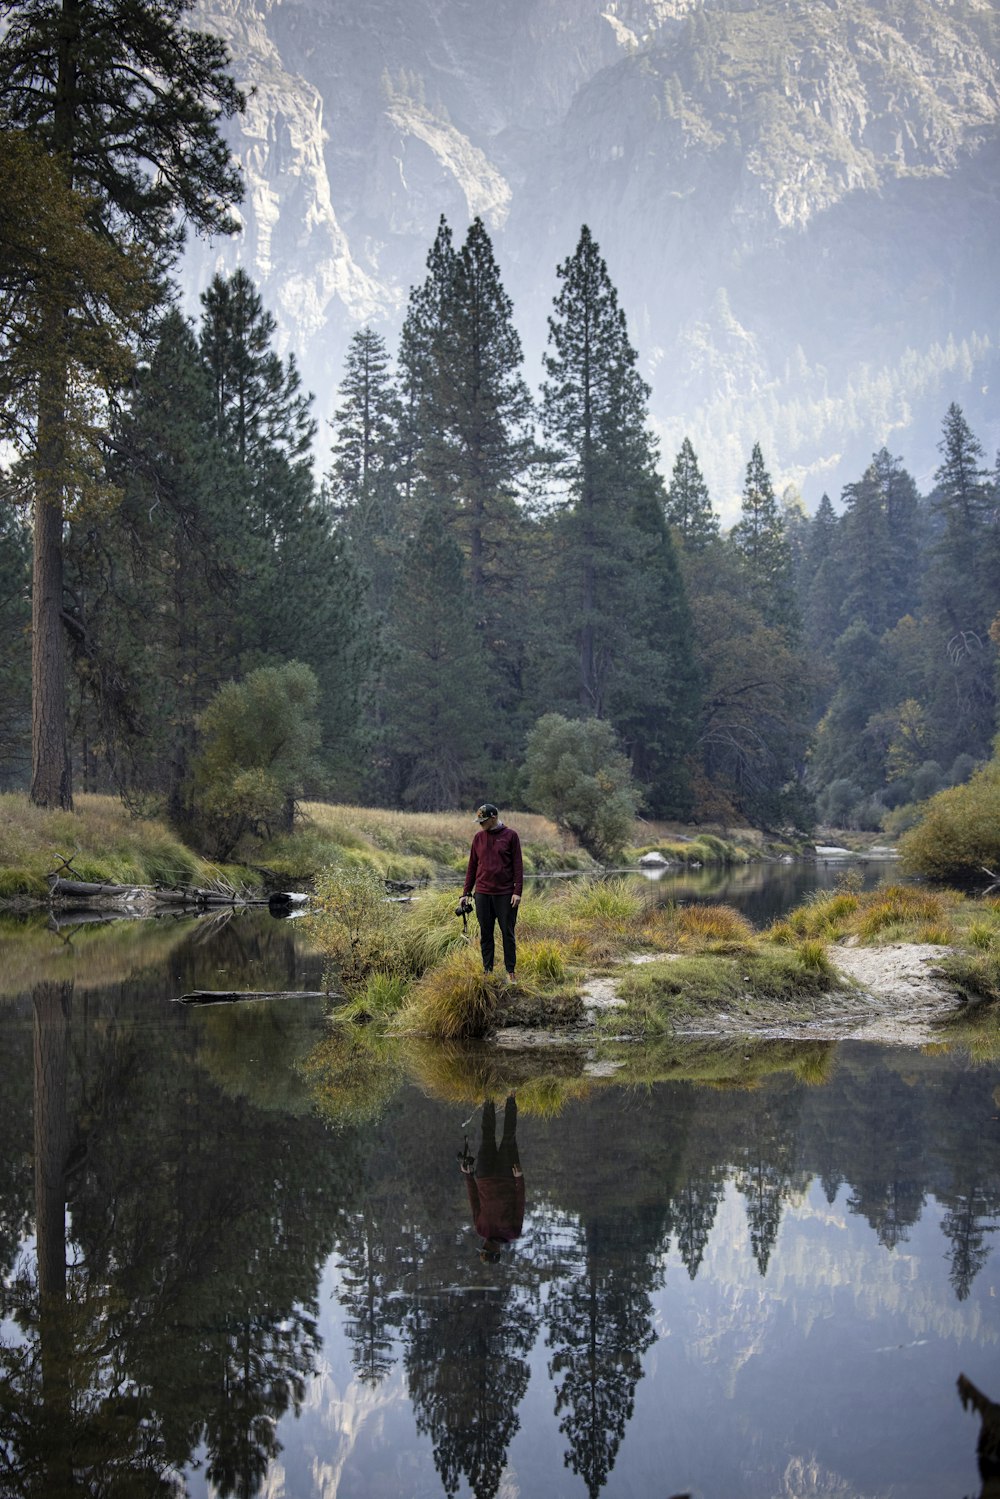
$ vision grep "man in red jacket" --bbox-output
[461,1095,524,1261]
[462,803,523,982]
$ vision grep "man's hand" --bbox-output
[511,893,521,907]
[512,1165,523,1178]
[460,1161,474,1174]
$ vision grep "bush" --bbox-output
[306,864,401,991]
[522,714,638,863]
[187,661,321,859]
[899,759,1000,882]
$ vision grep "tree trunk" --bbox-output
[33,980,72,1301]
[33,979,75,1494]
[30,461,72,809]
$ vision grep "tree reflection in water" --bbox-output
[1,961,1000,1498]
[0,976,360,1498]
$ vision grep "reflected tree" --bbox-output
[673,1171,726,1280]
[2,972,366,1499]
[546,1212,663,1496]
[338,1212,398,1386]
[941,1185,997,1303]
[0,981,183,1496]
[405,1280,540,1499]
[839,1063,925,1250]
[733,1084,802,1276]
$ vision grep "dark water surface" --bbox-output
[1,863,998,1498]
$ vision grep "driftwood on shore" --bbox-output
[177,990,327,1005]
[48,875,269,907]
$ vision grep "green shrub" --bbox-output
[187,662,321,860]
[522,713,638,863]
[306,864,401,991]
[899,760,1000,882]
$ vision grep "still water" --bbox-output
[1,862,998,1499]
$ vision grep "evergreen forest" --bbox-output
[2,0,998,840]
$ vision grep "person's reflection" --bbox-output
[460,1095,524,1261]
[958,1374,1000,1497]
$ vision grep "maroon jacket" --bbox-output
[463,824,523,898]
[465,1173,525,1243]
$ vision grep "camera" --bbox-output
[455,897,473,916]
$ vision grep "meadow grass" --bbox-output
[0,792,212,896]
[766,881,964,947]
[296,801,586,882]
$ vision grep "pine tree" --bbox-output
[920,405,997,769]
[541,226,698,814]
[874,448,923,628]
[730,442,798,636]
[800,492,842,656]
[664,437,718,551]
[382,504,488,810]
[0,493,31,787]
[80,308,246,815]
[198,271,370,791]
[839,449,923,637]
[399,216,536,779]
[328,327,403,616]
[0,0,244,808]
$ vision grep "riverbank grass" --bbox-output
[308,875,1000,1041]
[0,793,218,897]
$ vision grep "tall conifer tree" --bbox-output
[399,216,536,783]
[664,437,718,551]
[0,0,244,808]
[329,327,403,616]
[541,225,698,814]
[199,271,369,793]
[800,493,842,656]
[382,504,488,810]
[88,309,246,815]
[921,405,997,767]
[730,442,798,636]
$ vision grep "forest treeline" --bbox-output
[1,0,997,841]
[2,211,999,838]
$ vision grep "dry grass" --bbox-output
[0,792,214,896]
[767,882,965,947]
[398,946,504,1039]
[670,902,756,950]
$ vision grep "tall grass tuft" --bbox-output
[770,890,859,941]
[674,903,755,949]
[796,939,833,975]
[855,884,950,942]
[400,947,501,1039]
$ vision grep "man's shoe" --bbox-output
[505,973,515,984]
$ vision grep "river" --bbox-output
[0,860,997,1498]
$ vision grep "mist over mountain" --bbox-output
[186,0,1000,518]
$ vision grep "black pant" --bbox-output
[476,1097,520,1176]
[475,892,517,974]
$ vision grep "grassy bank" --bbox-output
[0,793,224,898]
[0,792,755,900]
[304,874,1000,1044]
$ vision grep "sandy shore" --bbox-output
[496,943,964,1050]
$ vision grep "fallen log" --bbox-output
[48,876,146,900]
[177,989,327,1005]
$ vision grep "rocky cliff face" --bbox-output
[186,0,1000,511]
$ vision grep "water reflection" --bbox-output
[0,902,998,1497]
[461,1096,524,1261]
[629,854,902,925]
